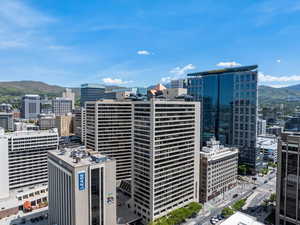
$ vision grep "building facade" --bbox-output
[0,129,58,190]
[199,138,238,203]
[276,132,300,225]
[257,135,278,163]
[170,79,187,88]
[187,65,259,170]
[80,83,106,106]
[131,100,200,224]
[48,147,116,225]
[162,88,187,99]
[62,88,75,109]
[38,114,56,130]
[0,112,13,131]
[21,95,41,119]
[85,100,132,180]
[55,114,73,137]
[257,118,267,136]
[52,98,72,116]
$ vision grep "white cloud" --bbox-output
[48,45,70,50]
[276,59,281,63]
[169,64,196,76]
[268,84,290,88]
[137,50,150,55]
[160,76,172,83]
[0,40,27,49]
[216,61,241,67]
[102,78,132,85]
[258,72,300,82]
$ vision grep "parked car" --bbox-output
[233,194,238,198]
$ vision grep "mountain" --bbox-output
[258,85,300,104]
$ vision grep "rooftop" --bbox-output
[49,146,113,168]
[220,212,264,225]
[81,83,105,89]
[256,135,278,149]
[187,65,258,77]
[2,128,58,137]
[201,138,238,160]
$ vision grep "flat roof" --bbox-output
[220,212,264,225]
[49,146,113,168]
[187,65,258,77]
[3,129,58,137]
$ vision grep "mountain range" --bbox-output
[0,80,300,106]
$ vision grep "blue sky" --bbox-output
[0,0,300,88]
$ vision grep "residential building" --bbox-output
[276,132,300,225]
[257,118,267,136]
[257,135,278,163]
[0,129,58,190]
[62,88,76,109]
[0,112,13,131]
[170,78,187,88]
[162,88,187,99]
[48,147,116,225]
[55,114,73,137]
[199,138,238,203]
[131,99,200,224]
[187,65,260,170]
[21,95,41,119]
[38,114,56,130]
[52,98,72,116]
[80,83,106,106]
[85,100,132,180]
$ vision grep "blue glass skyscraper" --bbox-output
[187,65,261,170]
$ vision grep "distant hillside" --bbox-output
[258,85,300,104]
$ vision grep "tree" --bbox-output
[221,207,235,218]
[232,199,247,211]
[269,193,276,203]
[238,165,247,175]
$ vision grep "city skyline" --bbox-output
[0,0,300,88]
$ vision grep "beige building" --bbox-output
[131,99,200,224]
[55,114,73,136]
[85,100,132,180]
[48,147,116,225]
[199,138,238,203]
[162,88,187,99]
[62,88,75,109]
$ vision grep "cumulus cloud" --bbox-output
[137,50,150,55]
[258,72,300,82]
[276,59,281,63]
[216,61,241,67]
[160,76,172,83]
[169,64,196,75]
[102,77,132,85]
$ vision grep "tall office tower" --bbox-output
[276,132,300,225]
[199,138,238,203]
[170,78,187,88]
[132,99,200,224]
[21,94,41,119]
[52,98,72,116]
[0,129,58,190]
[48,147,116,225]
[187,65,260,170]
[257,118,267,135]
[73,108,82,138]
[80,83,106,106]
[0,112,13,131]
[85,100,132,180]
[55,114,73,137]
[0,131,9,198]
[81,108,86,143]
[62,88,75,109]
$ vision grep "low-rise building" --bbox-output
[162,88,187,99]
[38,114,56,130]
[257,135,278,162]
[48,146,117,225]
[266,125,283,136]
[0,112,13,131]
[220,211,264,225]
[199,138,238,203]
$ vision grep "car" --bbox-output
[233,194,238,198]
[264,180,268,184]
[252,186,257,190]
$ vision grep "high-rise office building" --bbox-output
[257,118,267,136]
[48,147,116,225]
[170,78,187,88]
[21,95,41,119]
[0,129,58,190]
[0,112,13,131]
[276,132,300,225]
[187,65,260,170]
[55,114,73,137]
[52,98,72,116]
[85,100,132,180]
[131,99,200,224]
[199,138,238,203]
[80,83,106,106]
[62,88,76,109]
